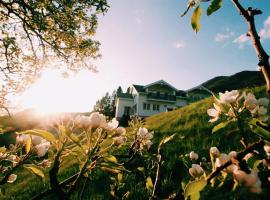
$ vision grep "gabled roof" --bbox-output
[132,80,187,97]
[132,84,145,92]
[144,80,178,91]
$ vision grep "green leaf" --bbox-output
[249,119,270,141]
[191,6,202,33]
[25,136,32,153]
[105,155,118,163]
[146,176,153,191]
[24,165,45,182]
[19,129,56,143]
[184,177,207,200]
[0,147,6,153]
[158,134,176,150]
[207,0,223,16]
[212,121,231,133]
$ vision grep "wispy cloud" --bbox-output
[133,10,144,25]
[233,34,250,48]
[233,15,270,48]
[174,42,186,49]
[259,16,270,40]
[215,28,235,42]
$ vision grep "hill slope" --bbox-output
[201,70,265,92]
[189,71,265,93]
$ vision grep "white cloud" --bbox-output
[174,42,186,49]
[233,16,270,48]
[233,33,250,48]
[133,10,144,25]
[215,29,235,42]
[259,16,270,40]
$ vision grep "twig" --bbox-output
[206,140,265,183]
[231,0,270,92]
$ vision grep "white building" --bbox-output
[115,80,188,119]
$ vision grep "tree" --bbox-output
[0,0,109,113]
[181,0,270,93]
[93,92,115,118]
[116,86,123,95]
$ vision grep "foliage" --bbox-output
[93,91,116,119]
[0,0,109,112]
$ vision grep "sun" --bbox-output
[16,69,98,114]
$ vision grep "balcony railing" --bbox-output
[147,93,176,101]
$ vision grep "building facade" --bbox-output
[115,80,188,119]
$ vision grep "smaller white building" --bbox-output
[115,80,188,119]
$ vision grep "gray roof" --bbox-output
[117,93,133,99]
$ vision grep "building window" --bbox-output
[143,103,151,110]
[153,104,160,111]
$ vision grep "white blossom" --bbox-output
[264,145,270,155]
[233,170,262,194]
[113,136,127,146]
[219,90,239,104]
[106,118,119,130]
[189,151,199,161]
[136,127,153,150]
[7,174,17,183]
[207,103,221,122]
[35,141,51,157]
[115,127,126,136]
[210,147,220,158]
[189,164,204,178]
[89,112,107,128]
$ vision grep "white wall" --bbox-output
[137,94,185,117]
[115,98,134,119]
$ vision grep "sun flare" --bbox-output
[16,69,102,114]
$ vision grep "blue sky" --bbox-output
[94,0,270,90]
[16,0,270,113]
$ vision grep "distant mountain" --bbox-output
[187,70,265,95]
[201,70,265,92]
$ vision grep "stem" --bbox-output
[231,0,270,92]
[49,141,67,199]
[151,154,161,199]
[206,140,264,183]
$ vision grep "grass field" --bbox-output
[1,86,269,199]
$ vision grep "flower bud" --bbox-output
[210,147,220,158]
[228,151,237,159]
[113,136,127,146]
[7,174,17,183]
[264,145,270,155]
[189,151,199,161]
[115,127,126,136]
[35,141,51,157]
[189,164,204,178]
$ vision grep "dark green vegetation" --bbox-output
[1,86,269,199]
[202,71,265,92]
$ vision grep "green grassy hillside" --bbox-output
[146,86,268,156]
[1,86,269,200]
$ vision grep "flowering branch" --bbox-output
[206,140,265,183]
[0,152,30,185]
[231,0,270,92]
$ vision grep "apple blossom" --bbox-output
[210,147,220,158]
[7,174,17,183]
[115,127,126,136]
[189,151,199,161]
[113,136,127,146]
[106,118,119,130]
[136,127,153,150]
[89,112,107,128]
[219,90,239,104]
[207,103,221,122]
[35,141,51,157]
[264,145,270,155]
[189,164,204,178]
[257,97,269,107]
